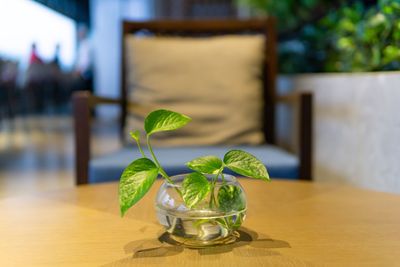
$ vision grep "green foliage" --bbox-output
[119,158,159,216]
[119,109,270,217]
[322,0,400,72]
[144,109,191,135]
[186,156,223,174]
[224,150,270,181]
[237,0,332,32]
[238,0,400,72]
[181,173,211,208]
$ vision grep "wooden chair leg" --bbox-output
[73,91,91,185]
[299,92,313,180]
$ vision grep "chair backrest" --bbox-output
[120,18,277,144]
[154,0,237,19]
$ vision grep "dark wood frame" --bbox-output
[73,18,313,185]
[155,0,237,19]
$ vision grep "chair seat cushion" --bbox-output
[89,145,299,183]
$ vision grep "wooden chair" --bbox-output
[73,18,313,185]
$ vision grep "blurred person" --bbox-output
[73,24,93,93]
[51,43,61,68]
[0,59,19,120]
[29,43,43,65]
[25,43,49,113]
[49,43,67,111]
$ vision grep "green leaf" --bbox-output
[186,156,223,174]
[119,158,159,216]
[217,185,246,212]
[144,109,191,135]
[181,173,210,208]
[223,150,270,181]
[129,130,140,142]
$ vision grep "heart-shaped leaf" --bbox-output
[119,158,159,216]
[218,184,246,212]
[186,156,223,174]
[144,109,191,135]
[181,173,210,208]
[223,150,270,181]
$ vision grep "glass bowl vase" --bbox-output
[155,174,247,248]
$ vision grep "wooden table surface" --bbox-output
[1,179,399,266]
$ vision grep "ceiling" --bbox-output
[32,0,90,25]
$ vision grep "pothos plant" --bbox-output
[119,109,270,216]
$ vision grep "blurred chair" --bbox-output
[73,19,313,184]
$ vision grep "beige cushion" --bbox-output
[125,35,265,146]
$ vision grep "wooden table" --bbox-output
[1,179,399,266]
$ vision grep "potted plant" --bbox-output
[119,109,270,247]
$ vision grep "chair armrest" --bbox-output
[72,91,123,185]
[89,95,122,106]
[276,92,306,104]
[276,92,313,180]
[73,91,122,108]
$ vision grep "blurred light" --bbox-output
[0,0,76,70]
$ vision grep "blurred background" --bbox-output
[1,0,399,197]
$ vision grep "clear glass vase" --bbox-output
[155,174,247,248]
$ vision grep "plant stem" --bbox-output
[134,139,146,158]
[146,136,183,198]
[221,172,226,184]
[209,169,223,209]
[146,135,173,184]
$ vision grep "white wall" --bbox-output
[90,0,153,117]
[281,72,400,193]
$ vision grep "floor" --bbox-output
[0,115,121,198]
